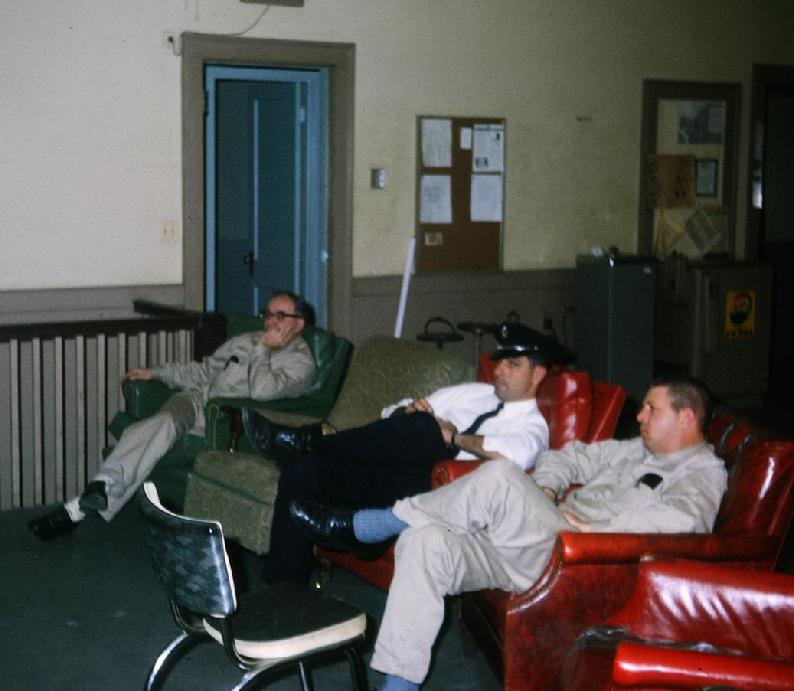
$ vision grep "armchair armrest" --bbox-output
[204,396,324,452]
[608,559,794,658]
[612,642,794,691]
[558,531,778,565]
[431,459,487,488]
[111,380,178,444]
[122,379,176,420]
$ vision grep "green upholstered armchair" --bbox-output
[106,315,351,510]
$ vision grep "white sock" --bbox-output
[64,497,86,522]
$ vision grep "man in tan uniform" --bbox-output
[29,291,315,541]
[291,376,727,691]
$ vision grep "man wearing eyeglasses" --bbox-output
[28,291,316,541]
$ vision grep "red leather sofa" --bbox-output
[556,559,794,691]
[317,366,627,591]
[439,411,794,690]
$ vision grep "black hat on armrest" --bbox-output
[490,322,572,367]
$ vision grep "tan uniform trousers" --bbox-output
[96,391,203,520]
[372,460,572,684]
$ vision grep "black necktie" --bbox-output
[463,403,504,435]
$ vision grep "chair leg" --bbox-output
[232,669,264,691]
[344,646,369,691]
[297,660,315,691]
[313,555,332,590]
[144,632,205,691]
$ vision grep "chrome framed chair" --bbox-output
[137,482,368,691]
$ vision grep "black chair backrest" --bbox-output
[138,483,237,618]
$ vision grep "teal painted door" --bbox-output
[205,66,328,323]
[216,79,296,315]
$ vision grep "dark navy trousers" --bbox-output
[264,412,450,583]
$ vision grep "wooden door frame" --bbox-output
[181,33,355,335]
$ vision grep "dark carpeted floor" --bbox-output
[5,497,791,690]
[0,502,501,691]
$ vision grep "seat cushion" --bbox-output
[203,583,366,661]
[184,451,282,555]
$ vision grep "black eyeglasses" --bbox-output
[260,310,302,322]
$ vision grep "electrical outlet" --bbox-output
[160,220,180,245]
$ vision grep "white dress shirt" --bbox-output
[382,382,549,471]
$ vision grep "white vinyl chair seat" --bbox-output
[202,583,367,663]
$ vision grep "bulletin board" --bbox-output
[416,116,505,271]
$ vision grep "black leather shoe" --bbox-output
[242,407,277,455]
[243,409,322,459]
[78,481,108,513]
[274,423,323,457]
[27,506,77,541]
[289,500,388,560]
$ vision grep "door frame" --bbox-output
[181,33,355,335]
[746,64,794,261]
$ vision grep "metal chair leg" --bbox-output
[144,632,205,691]
[344,646,369,691]
[313,555,332,590]
[297,660,315,691]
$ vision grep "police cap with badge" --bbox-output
[490,322,572,367]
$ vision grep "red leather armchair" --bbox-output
[452,412,794,690]
[318,368,627,592]
[556,559,794,691]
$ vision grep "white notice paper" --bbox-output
[471,174,503,222]
[420,175,452,224]
[472,124,505,172]
[460,127,472,150]
[421,118,452,168]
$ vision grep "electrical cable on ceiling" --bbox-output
[226,4,271,36]
[163,4,270,56]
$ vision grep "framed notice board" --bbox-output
[416,116,505,271]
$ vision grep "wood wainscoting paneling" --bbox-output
[350,269,576,368]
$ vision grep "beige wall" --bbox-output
[2,1,794,294]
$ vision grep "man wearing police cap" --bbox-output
[244,321,567,584]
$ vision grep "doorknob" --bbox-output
[243,250,255,276]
